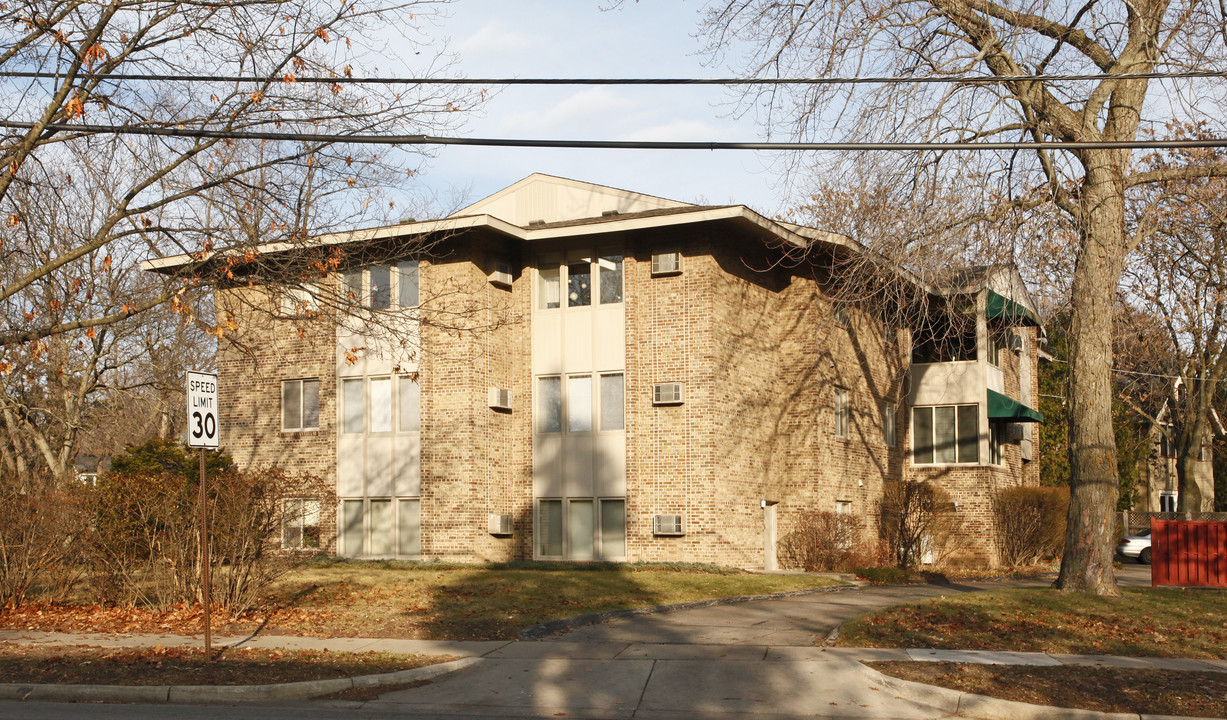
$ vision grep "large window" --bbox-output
[343,261,419,309]
[537,497,625,560]
[281,378,320,431]
[1159,424,1176,458]
[913,405,979,464]
[537,373,624,434]
[537,251,623,310]
[342,375,420,435]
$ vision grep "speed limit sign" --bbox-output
[186,370,219,449]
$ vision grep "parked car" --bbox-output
[1116,530,1152,564]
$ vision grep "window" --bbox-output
[913,405,979,464]
[834,388,850,439]
[567,375,593,432]
[342,378,365,434]
[989,423,1002,465]
[1160,491,1178,513]
[398,261,419,307]
[341,497,420,557]
[1160,425,1176,458]
[537,251,624,310]
[282,378,320,431]
[600,373,625,430]
[835,500,853,550]
[833,304,850,326]
[537,376,562,433]
[538,499,563,557]
[369,377,392,433]
[343,262,418,309]
[987,331,1001,367]
[883,402,897,447]
[280,284,318,315]
[282,498,321,549]
[398,376,420,432]
[537,497,626,560]
[1199,443,1209,462]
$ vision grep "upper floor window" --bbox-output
[282,378,320,431]
[537,373,625,434]
[883,402,897,447]
[538,251,623,310]
[913,404,979,464]
[342,375,420,435]
[343,261,419,309]
[280,283,319,316]
[911,312,977,364]
[1159,424,1175,458]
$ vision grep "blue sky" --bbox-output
[408,0,790,215]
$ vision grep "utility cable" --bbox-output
[4,120,1227,151]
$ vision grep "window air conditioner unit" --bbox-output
[1008,422,1024,442]
[488,513,513,536]
[653,382,685,405]
[651,252,682,276]
[488,387,513,411]
[488,261,513,288]
[1009,333,1024,352]
[653,514,684,536]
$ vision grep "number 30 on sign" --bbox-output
[186,370,219,449]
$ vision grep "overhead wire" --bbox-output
[4,120,1227,151]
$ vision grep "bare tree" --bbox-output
[700,0,1227,595]
[1119,127,1227,511]
[0,0,479,480]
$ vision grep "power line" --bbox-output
[5,120,1227,151]
[1048,357,1227,383]
[2,70,1225,86]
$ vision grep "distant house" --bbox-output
[145,174,1044,567]
[1136,403,1221,513]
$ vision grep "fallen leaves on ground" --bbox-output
[869,661,1227,719]
[0,643,452,686]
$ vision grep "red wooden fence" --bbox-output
[1151,519,1227,588]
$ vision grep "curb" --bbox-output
[517,582,861,639]
[859,660,1222,720]
[0,656,481,704]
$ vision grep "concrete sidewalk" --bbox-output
[2,567,1218,719]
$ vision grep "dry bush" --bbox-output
[91,465,333,613]
[0,472,91,610]
[992,486,1069,566]
[778,510,861,572]
[879,479,962,569]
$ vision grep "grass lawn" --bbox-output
[838,586,1227,657]
[844,586,1227,718]
[0,644,449,686]
[1,561,845,641]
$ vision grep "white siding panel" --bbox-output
[394,434,421,496]
[595,434,627,497]
[593,305,625,371]
[337,435,364,496]
[366,435,394,496]
[912,361,983,406]
[563,436,595,498]
[987,366,1004,393]
[534,434,564,497]
[563,312,593,373]
[533,312,563,375]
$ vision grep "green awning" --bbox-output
[986,290,1042,327]
[987,389,1044,423]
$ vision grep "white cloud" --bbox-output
[455,21,532,56]
[620,120,732,143]
[493,88,640,136]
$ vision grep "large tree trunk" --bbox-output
[1056,156,1127,596]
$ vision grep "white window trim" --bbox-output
[281,378,320,432]
[912,404,980,465]
[535,249,624,312]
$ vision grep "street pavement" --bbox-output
[1,563,1205,720]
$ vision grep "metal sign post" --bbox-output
[186,371,218,656]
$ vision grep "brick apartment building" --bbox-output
[146,174,1043,568]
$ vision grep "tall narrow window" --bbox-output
[369,377,392,433]
[567,375,593,432]
[398,261,419,307]
[342,500,364,557]
[599,373,625,430]
[282,379,320,431]
[989,423,1002,465]
[368,499,393,555]
[343,268,363,304]
[883,402,897,448]
[342,378,365,434]
[599,255,623,304]
[282,499,321,549]
[369,265,391,309]
[600,499,626,558]
[539,265,560,309]
[568,500,594,560]
[567,258,591,307]
[539,500,563,557]
[537,376,562,433]
[398,499,421,556]
[834,387,850,438]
